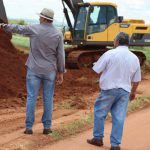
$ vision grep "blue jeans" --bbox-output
[25,68,56,129]
[93,88,129,147]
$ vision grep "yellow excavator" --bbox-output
[62,0,150,68]
[0,0,150,68]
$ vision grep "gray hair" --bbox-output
[115,32,129,45]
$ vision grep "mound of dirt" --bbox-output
[0,30,99,109]
[0,31,27,99]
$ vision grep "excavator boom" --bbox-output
[0,0,8,23]
[62,0,83,18]
[62,0,83,31]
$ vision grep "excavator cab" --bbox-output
[73,3,118,46]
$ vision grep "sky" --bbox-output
[3,0,150,24]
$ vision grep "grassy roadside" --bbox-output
[11,34,71,50]
[52,113,93,140]
[11,34,29,49]
[131,46,150,69]
[51,94,150,141]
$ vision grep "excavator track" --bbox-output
[66,49,108,69]
[65,48,146,69]
[131,50,146,66]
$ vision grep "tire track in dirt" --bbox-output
[0,110,90,150]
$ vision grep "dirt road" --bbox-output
[41,107,150,150]
[1,27,150,150]
[0,73,150,150]
[0,38,150,150]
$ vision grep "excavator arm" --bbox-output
[62,0,83,18]
[0,0,8,23]
[0,0,11,40]
[62,0,83,31]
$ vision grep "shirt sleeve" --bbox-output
[2,24,34,36]
[56,33,65,73]
[132,60,141,82]
[92,52,108,74]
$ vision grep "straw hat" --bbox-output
[37,8,54,21]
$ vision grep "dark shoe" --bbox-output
[24,129,33,134]
[87,138,103,146]
[43,128,52,135]
[110,146,120,150]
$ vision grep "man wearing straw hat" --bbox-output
[0,8,65,135]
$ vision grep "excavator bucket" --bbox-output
[0,0,8,23]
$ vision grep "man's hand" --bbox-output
[0,23,4,28]
[0,23,3,28]
[129,92,136,101]
[130,82,139,101]
[56,73,63,85]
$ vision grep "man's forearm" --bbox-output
[0,23,32,35]
[131,82,139,93]
[130,82,140,101]
[57,51,65,73]
[0,23,19,33]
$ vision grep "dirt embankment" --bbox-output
[0,31,27,99]
[0,31,99,109]
[0,31,100,149]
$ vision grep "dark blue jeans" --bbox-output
[93,88,130,147]
[25,68,56,129]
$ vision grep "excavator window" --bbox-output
[86,5,117,35]
[87,6,107,34]
[107,6,117,25]
[74,6,88,40]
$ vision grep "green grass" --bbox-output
[131,46,150,68]
[128,94,150,112]
[52,113,93,140]
[11,34,71,49]
[11,34,29,49]
[140,47,150,68]
[8,19,27,25]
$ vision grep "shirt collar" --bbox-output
[42,22,52,26]
[116,45,129,50]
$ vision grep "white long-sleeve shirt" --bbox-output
[93,46,141,92]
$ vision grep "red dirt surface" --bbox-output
[0,31,98,109]
[0,31,150,149]
[0,31,27,99]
